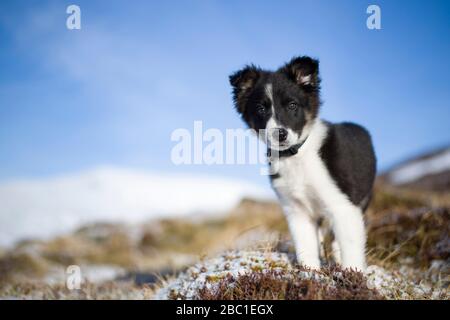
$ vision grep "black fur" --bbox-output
[319,122,376,211]
[229,56,320,138]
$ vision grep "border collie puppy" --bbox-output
[229,56,376,271]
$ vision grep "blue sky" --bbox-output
[0,0,449,186]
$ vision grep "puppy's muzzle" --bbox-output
[272,128,288,142]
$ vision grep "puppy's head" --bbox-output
[230,56,321,150]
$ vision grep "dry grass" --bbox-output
[139,198,286,255]
[367,206,449,269]
[0,280,150,300]
[0,252,50,284]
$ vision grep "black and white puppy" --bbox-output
[230,56,376,271]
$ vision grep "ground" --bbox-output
[0,183,448,300]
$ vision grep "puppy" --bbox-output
[229,56,376,270]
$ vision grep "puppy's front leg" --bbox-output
[329,203,367,271]
[284,204,321,269]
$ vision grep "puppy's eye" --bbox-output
[288,102,298,110]
[256,104,266,115]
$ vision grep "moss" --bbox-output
[268,260,289,270]
[250,265,263,272]
[205,274,225,283]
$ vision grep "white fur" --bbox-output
[299,75,311,85]
[265,83,274,105]
[270,120,367,270]
[264,83,302,151]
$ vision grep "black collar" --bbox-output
[267,139,307,158]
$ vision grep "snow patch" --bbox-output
[155,251,446,300]
[365,265,444,299]
[0,167,273,246]
[154,251,333,300]
[153,251,293,299]
[388,149,450,185]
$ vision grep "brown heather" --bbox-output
[197,266,384,300]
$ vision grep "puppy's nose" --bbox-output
[273,128,288,142]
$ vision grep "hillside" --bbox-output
[0,148,449,299]
[380,145,450,191]
[0,185,448,299]
[0,167,272,247]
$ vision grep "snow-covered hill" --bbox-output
[382,146,450,191]
[0,167,273,247]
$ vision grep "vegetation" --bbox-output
[0,184,448,299]
[197,267,384,300]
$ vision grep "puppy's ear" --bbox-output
[279,56,320,90]
[229,65,261,114]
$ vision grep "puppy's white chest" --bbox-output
[271,153,323,214]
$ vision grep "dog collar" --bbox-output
[267,138,307,158]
